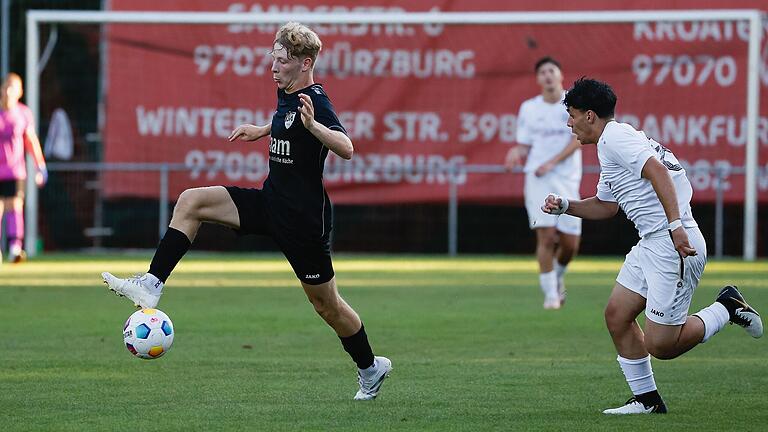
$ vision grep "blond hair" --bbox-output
[273,22,322,65]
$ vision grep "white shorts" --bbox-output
[524,171,582,235]
[616,226,707,326]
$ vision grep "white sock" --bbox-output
[554,261,567,279]
[539,271,558,299]
[359,357,378,376]
[145,273,164,295]
[617,355,657,395]
[694,302,730,342]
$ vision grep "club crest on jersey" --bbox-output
[285,111,296,129]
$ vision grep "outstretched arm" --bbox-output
[228,123,271,142]
[542,194,619,220]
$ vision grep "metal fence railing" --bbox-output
[41,162,756,259]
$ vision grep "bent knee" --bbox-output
[538,232,558,247]
[3,196,22,209]
[645,340,679,360]
[308,294,341,319]
[174,189,206,215]
[10,196,24,209]
[604,303,624,328]
[558,236,580,255]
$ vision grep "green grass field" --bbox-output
[1,253,766,431]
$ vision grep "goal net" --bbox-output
[24,3,765,258]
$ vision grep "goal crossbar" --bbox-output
[25,9,763,259]
[26,9,763,24]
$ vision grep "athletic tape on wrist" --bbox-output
[668,219,682,231]
[548,193,568,215]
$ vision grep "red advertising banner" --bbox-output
[105,0,768,204]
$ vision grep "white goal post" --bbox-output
[25,9,763,259]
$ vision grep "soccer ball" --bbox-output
[123,308,174,359]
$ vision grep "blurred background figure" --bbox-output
[505,57,583,309]
[0,72,47,264]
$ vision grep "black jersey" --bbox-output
[263,84,346,236]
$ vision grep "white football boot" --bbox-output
[602,397,667,415]
[543,295,561,310]
[101,272,161,309]
[9,243,26,263]
[557,276,566,306]
[354,356,392,401]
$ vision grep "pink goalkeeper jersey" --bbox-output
[0,103,33,180]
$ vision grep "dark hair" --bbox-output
[563,77,617,118]
[534,56,561,73]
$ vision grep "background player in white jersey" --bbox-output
[543,77,762,414]
[505,57,582,309]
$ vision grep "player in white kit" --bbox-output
[543,78,763,414]
[505,57,582,309]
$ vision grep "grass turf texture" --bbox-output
[1,253,766,431]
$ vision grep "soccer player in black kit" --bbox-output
[102,22,392,401]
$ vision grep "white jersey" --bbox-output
[596,121,697,237]
[516,93,581,180]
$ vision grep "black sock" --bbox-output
[148,227,191,283]
[635,390,663,407]
[339,324,375,369]
[716,285,738,316]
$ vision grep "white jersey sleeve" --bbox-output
[516,101,533,145]
[596,170,617,202]
[600,126,656,179]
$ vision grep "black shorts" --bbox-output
[0,180,23,198]
[225,186,334,285]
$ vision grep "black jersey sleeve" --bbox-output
[306,85,347,135]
